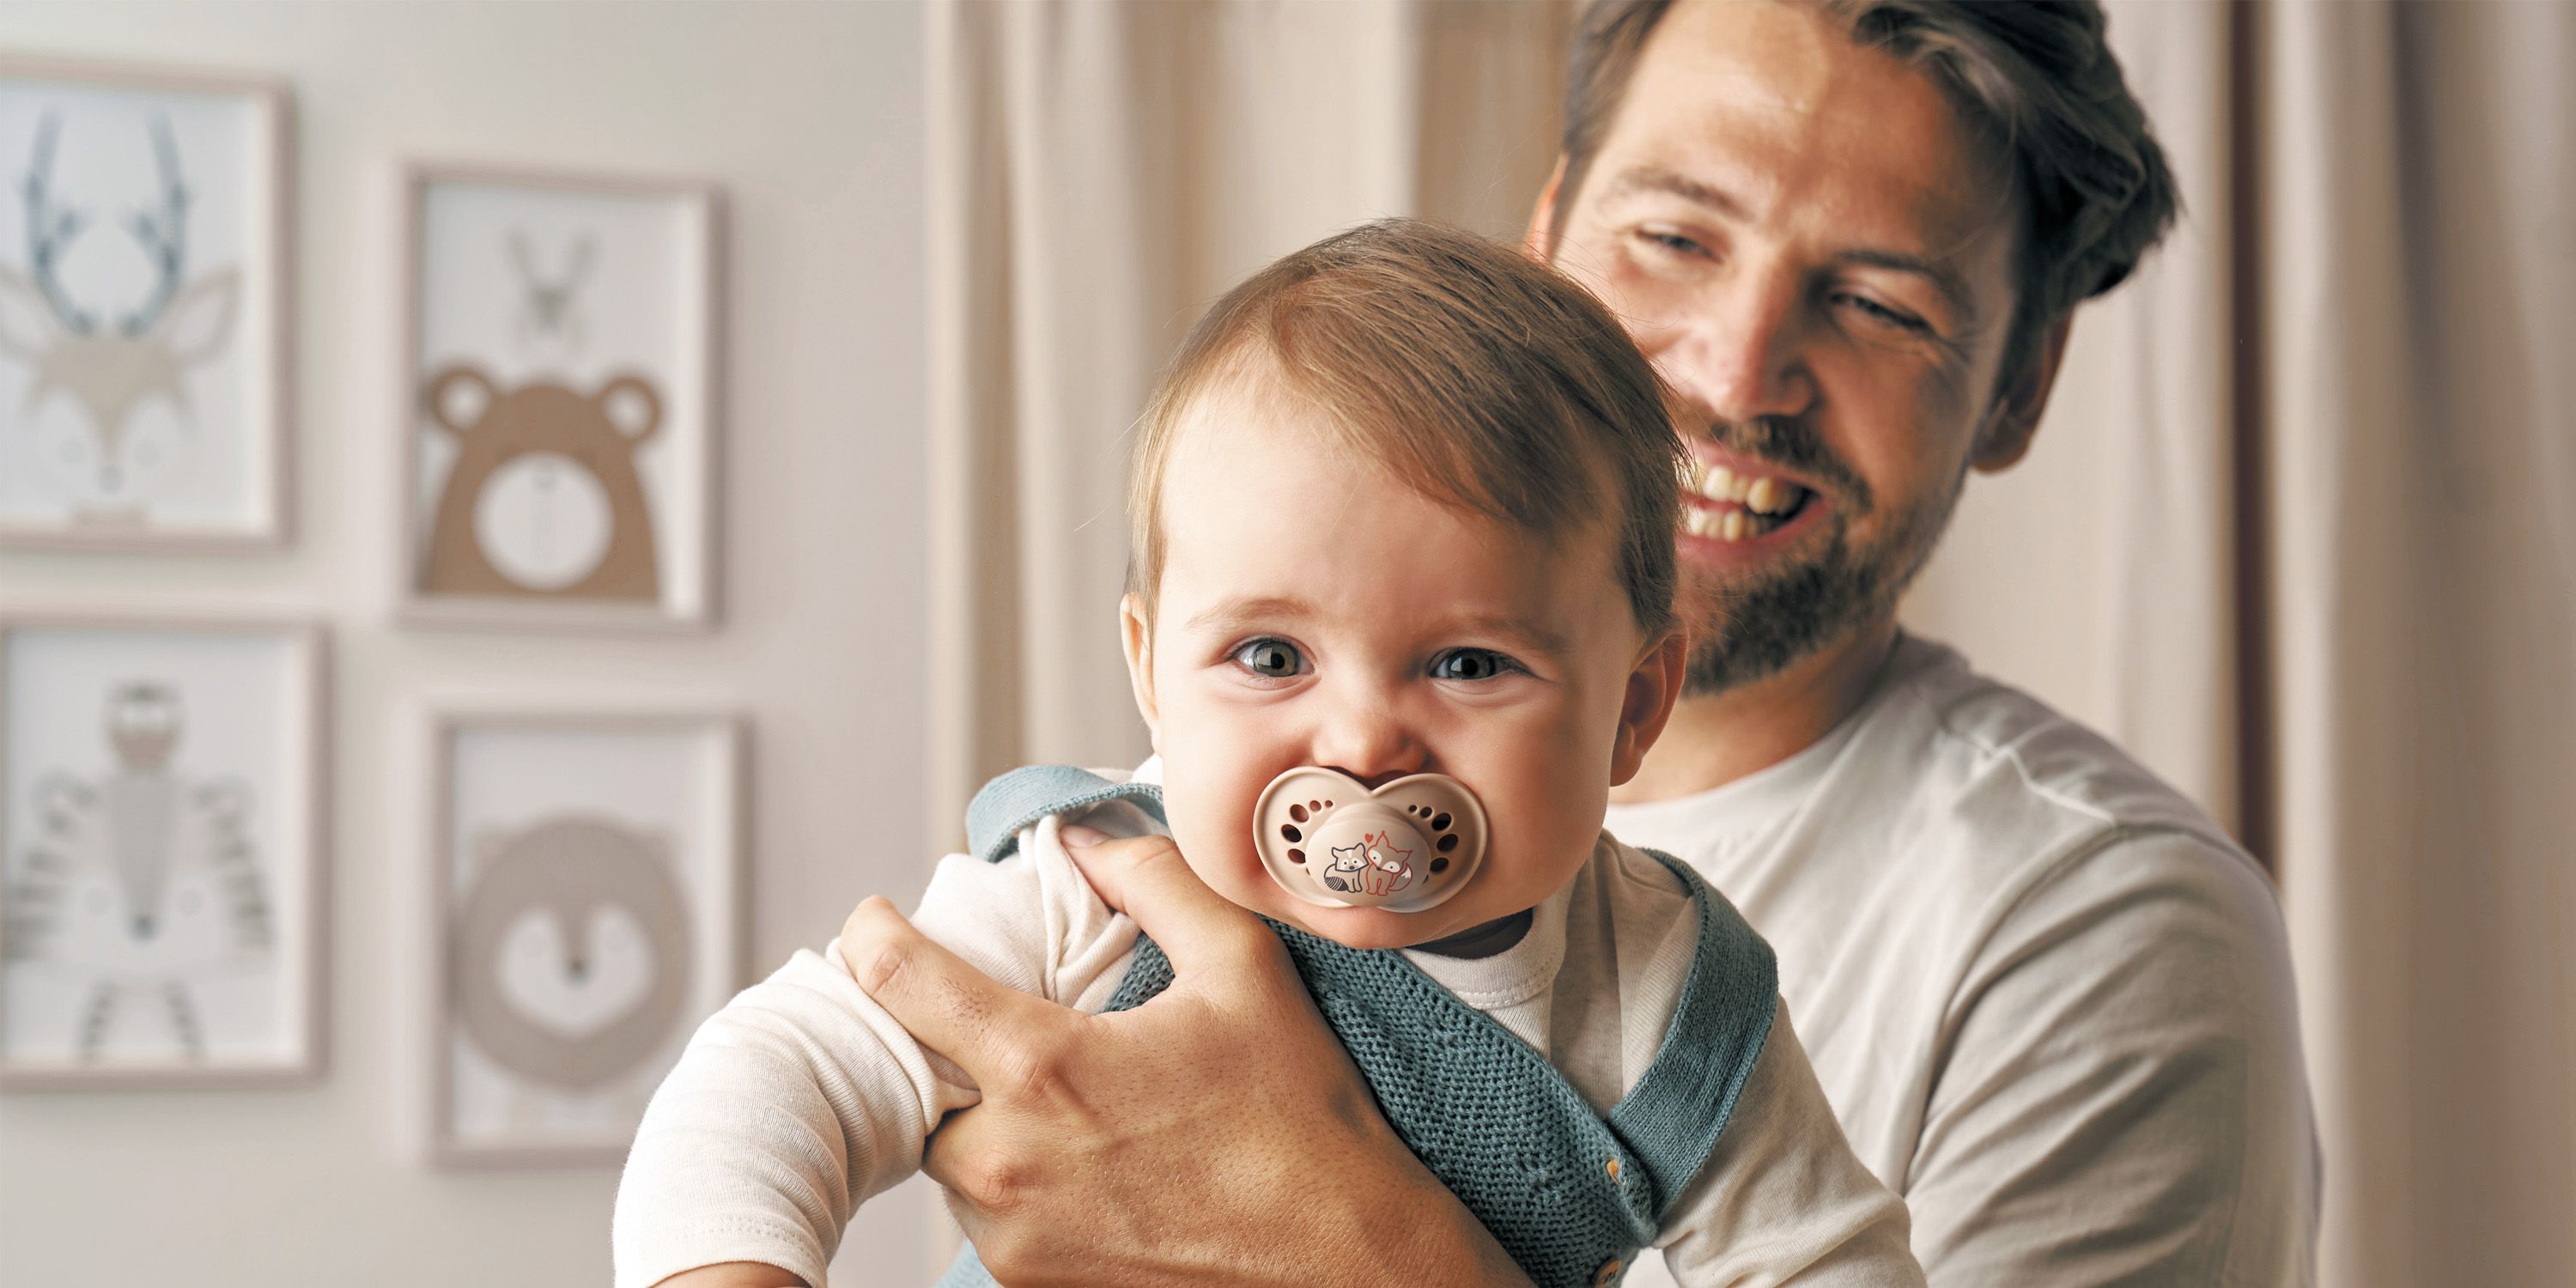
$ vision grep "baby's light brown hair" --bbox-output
[1127,218,1685,636]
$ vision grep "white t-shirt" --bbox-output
[1607,635,2318,1288]
[612,787,1923,1288]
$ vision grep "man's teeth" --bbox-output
[1683,459,1807,543]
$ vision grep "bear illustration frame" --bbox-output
[0,56,295,552]
[396,161,725,633]
[421,702,745,1167]
[0,613,328,1089]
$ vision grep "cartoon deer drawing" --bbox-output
[509,229,593,357]
[3,682,273,1060]
[0,113,240,521]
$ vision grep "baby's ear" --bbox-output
[1119,593,1161,746]
[1611,628,1688,786]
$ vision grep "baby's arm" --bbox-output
[611,812,1145,1288]
[1650,1004,1926,1287]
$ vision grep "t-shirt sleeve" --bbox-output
[610,812,1145,1288]
[1652,1004,1926,1287]
[1906,828,2318,1286]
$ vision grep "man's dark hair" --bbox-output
[1554,0,2179,384]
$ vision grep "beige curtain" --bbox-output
[1915,3,2576,1285]
[927,1,2576,1283]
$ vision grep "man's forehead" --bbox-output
[1593,0,2014,255]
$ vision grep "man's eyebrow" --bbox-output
[1606,164,1747,219]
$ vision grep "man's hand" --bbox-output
[835,830,1530,1288]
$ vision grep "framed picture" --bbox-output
[0,57,293,550]
[397,162,724,632]
[424,703,744,1166]
[0,616,326,1088]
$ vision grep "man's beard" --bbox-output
[1682,416,1965,696]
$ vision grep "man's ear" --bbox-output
[1609,628,1689,787]
[1524,155,1569,264]
[1973,315,2074,473]
[1119,593,1161,748]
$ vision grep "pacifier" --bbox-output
[1252,767,1488,913]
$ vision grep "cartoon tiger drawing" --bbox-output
[3,682,272,1060]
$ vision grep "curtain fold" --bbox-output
[923,2,2575,1282]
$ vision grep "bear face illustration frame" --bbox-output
[0,56,295,552]
[395,161,724,633]
[420,702,745,1167]
[0,613,328,1089]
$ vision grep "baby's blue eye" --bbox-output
[1233,638,1305,679]
[1432,649,1514,682]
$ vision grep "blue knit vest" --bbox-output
[935,766,1777,1288]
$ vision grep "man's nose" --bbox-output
[1646,264,1816,432]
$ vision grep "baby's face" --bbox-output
[1124,383,1680,950]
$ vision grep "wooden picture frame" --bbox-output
[395,161,726,634]
[0,55,295,551]
[421,701,746,1167]
[0,614,328,1088]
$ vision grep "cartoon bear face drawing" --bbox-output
[420,363,664,602]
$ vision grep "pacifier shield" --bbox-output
[1253,767,1487,913]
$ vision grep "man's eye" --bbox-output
[1832,290,1930,335]
[1431,649,1516,682]
[1231,638,1305,679]
[1636,228,1709,258]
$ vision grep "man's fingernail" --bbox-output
[1060,823,1109,848]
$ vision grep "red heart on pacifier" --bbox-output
[1251,767,1488,913]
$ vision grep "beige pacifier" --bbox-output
[1252,767,1489,913]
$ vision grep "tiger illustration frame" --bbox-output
[394,161,726,635]
[419,701,746,1167]
[0,56,295,551]
[0,613,328,1089]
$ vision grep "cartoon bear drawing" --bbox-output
[420,362,664,602]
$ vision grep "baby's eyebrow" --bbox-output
[1185,595,1317,634]
[1185,597,1576,660]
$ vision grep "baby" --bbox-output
[614,220,1919,1288]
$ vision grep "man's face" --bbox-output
[1543,0,2029,692]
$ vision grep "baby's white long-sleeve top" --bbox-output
[613,797,1921,1288]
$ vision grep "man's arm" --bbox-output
[839,829,1536,1288]
[1907,829,2318,1286]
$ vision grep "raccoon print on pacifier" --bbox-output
[1251,766,1489,913]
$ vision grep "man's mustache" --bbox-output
[1692,414,1873,515]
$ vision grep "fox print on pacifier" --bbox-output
[1252,767,1489,913]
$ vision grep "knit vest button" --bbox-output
[1592,1257,1625,1285]
[1604,1156,1619,1180]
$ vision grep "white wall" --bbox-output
[0,3,939,1284]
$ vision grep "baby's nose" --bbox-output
[1309,715,1429,787]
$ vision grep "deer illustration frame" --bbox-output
[419,701,746,1167]
[0,57,295,551]
[395,161,726,635]
[0,614,329,1089]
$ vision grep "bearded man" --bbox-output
[677,3,2318,1285]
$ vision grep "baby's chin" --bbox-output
[1239,890,1511,951]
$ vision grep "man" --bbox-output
[702,2,2318,1284]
